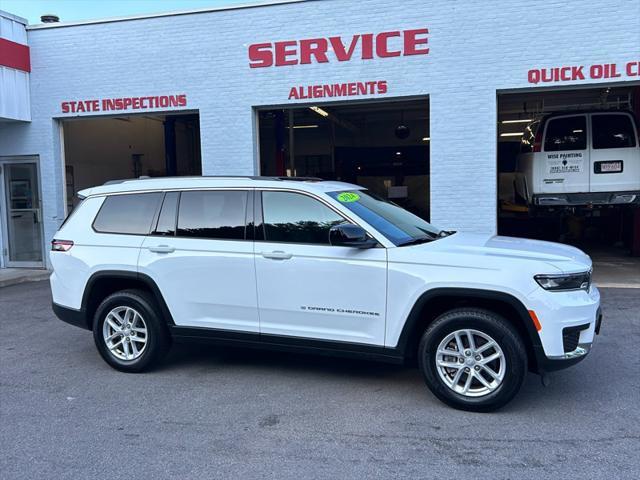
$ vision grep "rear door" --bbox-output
[539,114,589,193]
[589,112,640,193]
[138,189,259,332]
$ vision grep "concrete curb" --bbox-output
[0,270,51,288]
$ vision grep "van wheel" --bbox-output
[93,289,171,372]
[418,308,527,412]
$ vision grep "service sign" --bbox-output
[247,29,428,101]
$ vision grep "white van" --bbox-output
[514,110,640,207]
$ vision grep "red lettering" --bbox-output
[300,38,329,64]
[377,80,388,94]
[627,61,640,76]
[248,43,273,68]
[375,31,401,57]
[590,64,603,79]
[288,87,299,100]
[334,83,347,96]
[360,33,374,59]
[133,98,141,109]
[178,94,187,107]
[61,102,70,113]
[560,66,571,81]
[572,66,585,80]
[329,35,360,61]
[275,41,298,66]
[403,28,429,56]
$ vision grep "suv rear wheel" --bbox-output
[93,289,171,372]
[418,308,527,412]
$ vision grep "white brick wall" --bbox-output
[0,0,639,267]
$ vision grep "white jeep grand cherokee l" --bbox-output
[50,177,602,411]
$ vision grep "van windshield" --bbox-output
[327,189,444,246]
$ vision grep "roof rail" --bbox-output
[102,175,324,185]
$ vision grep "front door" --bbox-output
[254,190,387,345]
[0,159,44,268]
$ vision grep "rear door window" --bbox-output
[592,114,637,149]
[176,190,248,240]
[93,192,163,235]
[544,116,587,152]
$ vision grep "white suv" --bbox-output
[514,110,640,207]
[50,177,602,411]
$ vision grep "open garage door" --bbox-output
[61,112,201,211]
[497,84,640,260]
[257,99,430,219]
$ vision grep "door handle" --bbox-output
[148,245,175,254]
[261,251,292,260]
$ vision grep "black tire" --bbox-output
[92,289,171,372]
[418,308,527,412]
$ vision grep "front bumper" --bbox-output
[527,286,601,373]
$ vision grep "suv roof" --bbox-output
[77,176,362,198]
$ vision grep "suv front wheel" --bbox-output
[93,289,171,372]
[418,308,527,412]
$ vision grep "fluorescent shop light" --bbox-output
[501,119,533,124]
[287,125,319,129]
[422,137,430,141]
[500,132,524,137]
[309,106,329,117]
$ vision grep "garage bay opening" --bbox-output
[257,99,430,220]
[61,113,201,210]
[497,85,640,257]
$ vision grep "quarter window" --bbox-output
[544,116,587,152]
[154,192,179,236]
[93,192,162,235]
[261,191,345,244]
[177,190,248,240]
[592,114,637,149]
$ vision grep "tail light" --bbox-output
[532,121,544,152]
[51,239,74,252]
[532,127,543,152]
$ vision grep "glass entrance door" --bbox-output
[1,160,44,268]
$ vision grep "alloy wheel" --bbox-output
[102,306,148,361]
[435,329,506,397]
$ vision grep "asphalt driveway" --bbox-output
[1,281,638,479]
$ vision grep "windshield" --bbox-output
[327,190,442,246]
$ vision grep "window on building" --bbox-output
[592,114,637,149]
[261,191,345,244]
[93,193,163,235]
[177,191,248,240]
[544,116,587,152]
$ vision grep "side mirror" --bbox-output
[329,224,378,249]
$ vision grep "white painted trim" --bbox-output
[26,0,310,30]
[0,9,28,25]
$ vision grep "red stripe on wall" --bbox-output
[0,38,31,73]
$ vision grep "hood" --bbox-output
[398,232,592,274]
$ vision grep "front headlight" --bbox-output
[534,271,591,291]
